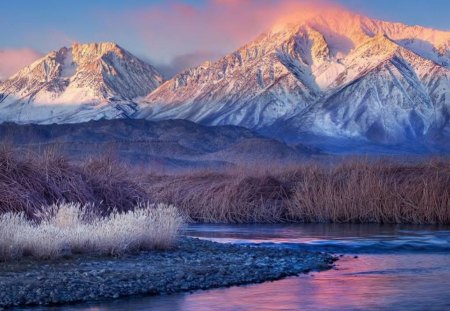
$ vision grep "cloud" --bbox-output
[152,51,223,78]
[110,0,344,67]
[0,48,42,80]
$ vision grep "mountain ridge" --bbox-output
[0,42,163,124]
[0,7,449,148]
[138,8,450,143]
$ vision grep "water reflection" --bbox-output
[179,254,450,311]
[185,224,450,253]
[24,224,450,311]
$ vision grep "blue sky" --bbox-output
[338,0,450,30]
[0,0,449,76]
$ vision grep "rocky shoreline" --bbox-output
[0,237,336,309]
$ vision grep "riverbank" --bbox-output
[1,145,449,225]
[147,159,450,224]
[0,237,335,308]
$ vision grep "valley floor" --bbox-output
[1,146,448,309]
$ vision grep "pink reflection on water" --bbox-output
[180,255,450,311]
[49,225,450,311]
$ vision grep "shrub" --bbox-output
[146,159,450,224]
[0,145,149,218]
[0,202,183,262]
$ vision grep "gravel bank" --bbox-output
[0,237,336,308]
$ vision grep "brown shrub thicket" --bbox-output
[1,144,449,224]
[146,159,450,224]
[0,145,149,218]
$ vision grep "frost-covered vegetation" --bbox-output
[0,202,183,261]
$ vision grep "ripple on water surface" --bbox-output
[21,224,450,311]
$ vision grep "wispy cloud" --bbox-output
[0,48,42,80]
[106,0,342,72]
[0,1,346,79]
[151,50,223,78]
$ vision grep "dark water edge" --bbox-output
[185,223,450,254]
[18,224,450,311]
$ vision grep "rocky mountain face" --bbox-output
[139,9,450,144]
[0,8,449,150]
[0,42,163,124]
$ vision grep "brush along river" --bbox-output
[0,237,334,309]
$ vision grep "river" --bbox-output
[24,224,450,311]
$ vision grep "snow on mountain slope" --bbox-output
[0,42,163,124]
[139,8,450,142]
[138,24,327,129]
[138,26,323,129]
[276,35,450,143]
[1,8,448,145]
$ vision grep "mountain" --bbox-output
[1,8,449,151]
[0,42,163,124]
[0,119,315,169]
[139,8,450,144]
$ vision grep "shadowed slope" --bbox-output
[0,119,315,168]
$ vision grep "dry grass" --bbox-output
[0,145,149,218]
[146,159,450,224]
[1,144,449,225]
[0,202,183,261]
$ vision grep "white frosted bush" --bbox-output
[0,202,183,261]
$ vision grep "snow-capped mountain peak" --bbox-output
[138,8,450,144]
[0,42,163,124]
[1,8,449,147]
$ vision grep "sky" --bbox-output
[0,0,449,79]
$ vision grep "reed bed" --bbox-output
[0,202,183,261]
[0,144,448,225]
[0,145,149,218]
[146,159,450,224]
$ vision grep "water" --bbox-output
[27,224,450,311]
